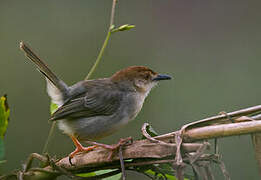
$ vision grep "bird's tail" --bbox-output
[20,41,69,99]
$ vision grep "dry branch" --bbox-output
[18,141,205,180]
[5,105,261,180]
[184,120,261,142]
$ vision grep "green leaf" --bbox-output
[50,102,58,115]
[145,169,176,180]
[111,24,135,33]
[0,95,9,139]
[136,162,191,180]
[96,170,121,180]
[0,95,9,161]
[146,124,158,137]
[77,172,96,177]
[77,169,121,180]
[145,166,190,180]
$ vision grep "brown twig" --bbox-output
[119,146,126,180]
[142,123,175,147]
[109,0,118,29]
[23,153,49,172]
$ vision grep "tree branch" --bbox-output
[184,119,261,142]
[6,105,261,180]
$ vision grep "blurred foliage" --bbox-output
[0,95,10,161]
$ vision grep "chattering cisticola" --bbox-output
[20,42,171,162]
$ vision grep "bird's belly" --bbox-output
[57,114,131,141]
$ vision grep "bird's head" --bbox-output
[111,66,171,94]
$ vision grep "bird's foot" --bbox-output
[85,137,133,160]
[69,145,97,165]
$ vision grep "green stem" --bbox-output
[85,30,112,80]
[42,121,56,154]
[85,0,117,80]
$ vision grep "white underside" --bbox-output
[46,78,64,107]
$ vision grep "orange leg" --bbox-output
[69,135,97,165]
[84,137,133,160]
[69,136,133,165]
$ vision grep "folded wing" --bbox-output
[50,87,122,121]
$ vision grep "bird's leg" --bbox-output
[85,137,133,160]
[69,135,97,165]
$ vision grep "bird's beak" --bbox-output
[152,74,172,81]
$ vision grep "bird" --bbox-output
[20,42,172,163]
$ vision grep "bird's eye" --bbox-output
[145,74,150,80]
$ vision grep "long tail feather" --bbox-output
[20,41,69,97]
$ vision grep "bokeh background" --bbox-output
[1,0,261,179]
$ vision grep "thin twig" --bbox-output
[191,163,201,180]
[174,131,183,165]
[17,171,24,180]
[119,146,126,180]
[48,156,75,179]
[42,121,56,154]
[174,163,185,180]
[213,158,230,180]
[29,168,60,175]
[188,141,210,164]
[109,0,118,29]
[204,165,215,180]
[214,138,218,154]
[181,105,261,131]
[142,123,175,147]
[23,153,48,172]
[195,161,209,180]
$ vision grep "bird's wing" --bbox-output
[50,89,122,121]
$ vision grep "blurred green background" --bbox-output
[0,0,261,179]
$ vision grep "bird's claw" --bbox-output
[69,156,74,166]
[107,137,133,160]
[68,145,97,166]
